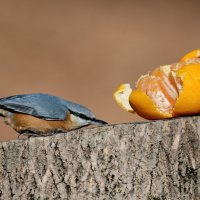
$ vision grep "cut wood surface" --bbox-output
[0,116,200,200]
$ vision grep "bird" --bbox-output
[0,93,107,137]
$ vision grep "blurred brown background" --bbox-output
[0,0,199,141]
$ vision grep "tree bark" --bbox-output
[0,116,200,200]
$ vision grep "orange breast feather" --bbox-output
[11,113,71,133]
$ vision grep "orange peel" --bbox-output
[180,49,200,61]
[113,50,200,120]
[113,83,134,113]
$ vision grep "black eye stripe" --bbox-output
[69,110,107,124]
[69,110,91,121]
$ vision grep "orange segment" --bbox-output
[145,77,172,114]
[151,66,178,108]
[135,65,179,115]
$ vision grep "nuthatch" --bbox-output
[0,93,107,136]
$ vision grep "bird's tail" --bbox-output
[90,118,108,125]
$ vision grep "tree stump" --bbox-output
[0,116,200,199]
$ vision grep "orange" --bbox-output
[113,50,200,120]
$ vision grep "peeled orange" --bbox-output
[113,50,200,120]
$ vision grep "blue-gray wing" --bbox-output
[0,94,69,120]
[60,99,95,119]
[0,93,95,120]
